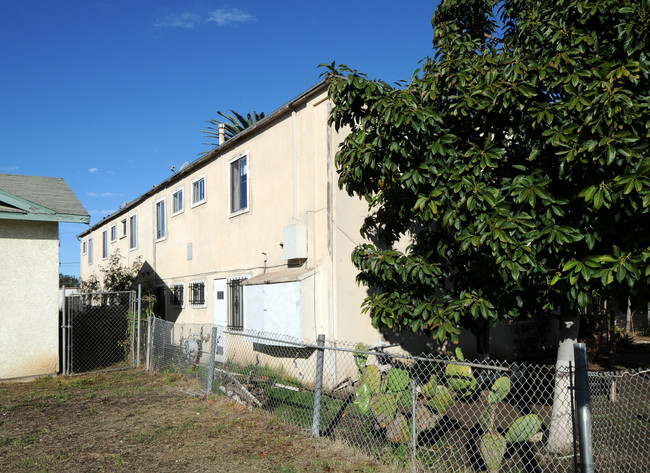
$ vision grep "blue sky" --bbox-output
[0,1,441,279]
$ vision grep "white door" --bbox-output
[213,278,227,362]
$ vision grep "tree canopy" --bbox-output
[323,0,650,344]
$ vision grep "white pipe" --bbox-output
[292,110,297,222]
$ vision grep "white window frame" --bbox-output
[155,197,166,242]
[188,280,207,308]
[110,224,117,242]
[190,175,206,208]
[102,230,108,260]
[120,218,127,239]
[229,152,249,217]
[88,237,93,265]
[129,214,137,250]
[171,187,184,216]
[170,283,185,308]
[82,240,87,255]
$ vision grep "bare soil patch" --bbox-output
[0,370,391,472]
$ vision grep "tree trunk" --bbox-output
[546,311,580,453]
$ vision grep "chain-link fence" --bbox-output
[146,318,649,473]
[61,291,137,375]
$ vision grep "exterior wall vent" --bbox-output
[283,224,307,261]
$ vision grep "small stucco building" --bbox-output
[0,174,89,380]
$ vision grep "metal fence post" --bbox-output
[312,334,326,437]
[146,315,153,371]
[61,287,67,375]
[411,377,417,473]
[574,342,594,473]
[206,326,218,394]
[136,286,142,367]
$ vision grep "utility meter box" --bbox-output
[283,224,307,261]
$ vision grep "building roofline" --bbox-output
[78,80,328,238]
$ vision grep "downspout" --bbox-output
[292,110,297,222]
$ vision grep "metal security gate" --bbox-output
[61,291,137,375]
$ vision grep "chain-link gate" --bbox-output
[61,291,137,375]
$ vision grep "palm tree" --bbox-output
[200,110,265,154]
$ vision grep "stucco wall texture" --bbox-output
[0,219,59,379]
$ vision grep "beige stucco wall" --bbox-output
[0,219,59,379]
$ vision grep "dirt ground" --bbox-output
[0,370,393,473]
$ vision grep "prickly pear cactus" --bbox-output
[361,365,384,393]
[354,343,368,372]
[386,413,410,444]
[505,414,542,443]
[354,382,372,415]
[421,375,438,399]
[386,368,410,393]
[426,385,456,414]
[487,376,511,404]
[480,432,507,473]
[370,392,398,428]
[445,363,477,397]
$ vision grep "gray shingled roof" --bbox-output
[0,173,89,221]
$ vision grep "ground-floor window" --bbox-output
[228,278,245,330]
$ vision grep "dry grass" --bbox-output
[0,369,392,472]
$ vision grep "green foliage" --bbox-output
[82,249,142,293]
[322,0,650,342]
[59,273,80,288]
[201,109,265,153]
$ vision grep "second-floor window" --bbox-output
[88,238,93,265]
[191,176,206,207]
[155,198,166,241]
[129,215,137,249]
[230,154,248,215]
[102,230,108,259]
[172,188,183,216]
[110,224,117,242]
[120,219,127,238]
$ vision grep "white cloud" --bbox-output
[89,209,116,215]
[89,168,98,173]
[153,12,201,29]
[206,8,254,26]
[0,166,19,172]
[153,8,254,29]
[87,191,121,198]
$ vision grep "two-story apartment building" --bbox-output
[78,82,383,347]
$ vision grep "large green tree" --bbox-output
[324,0,650,345]
[325,0,650,450]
